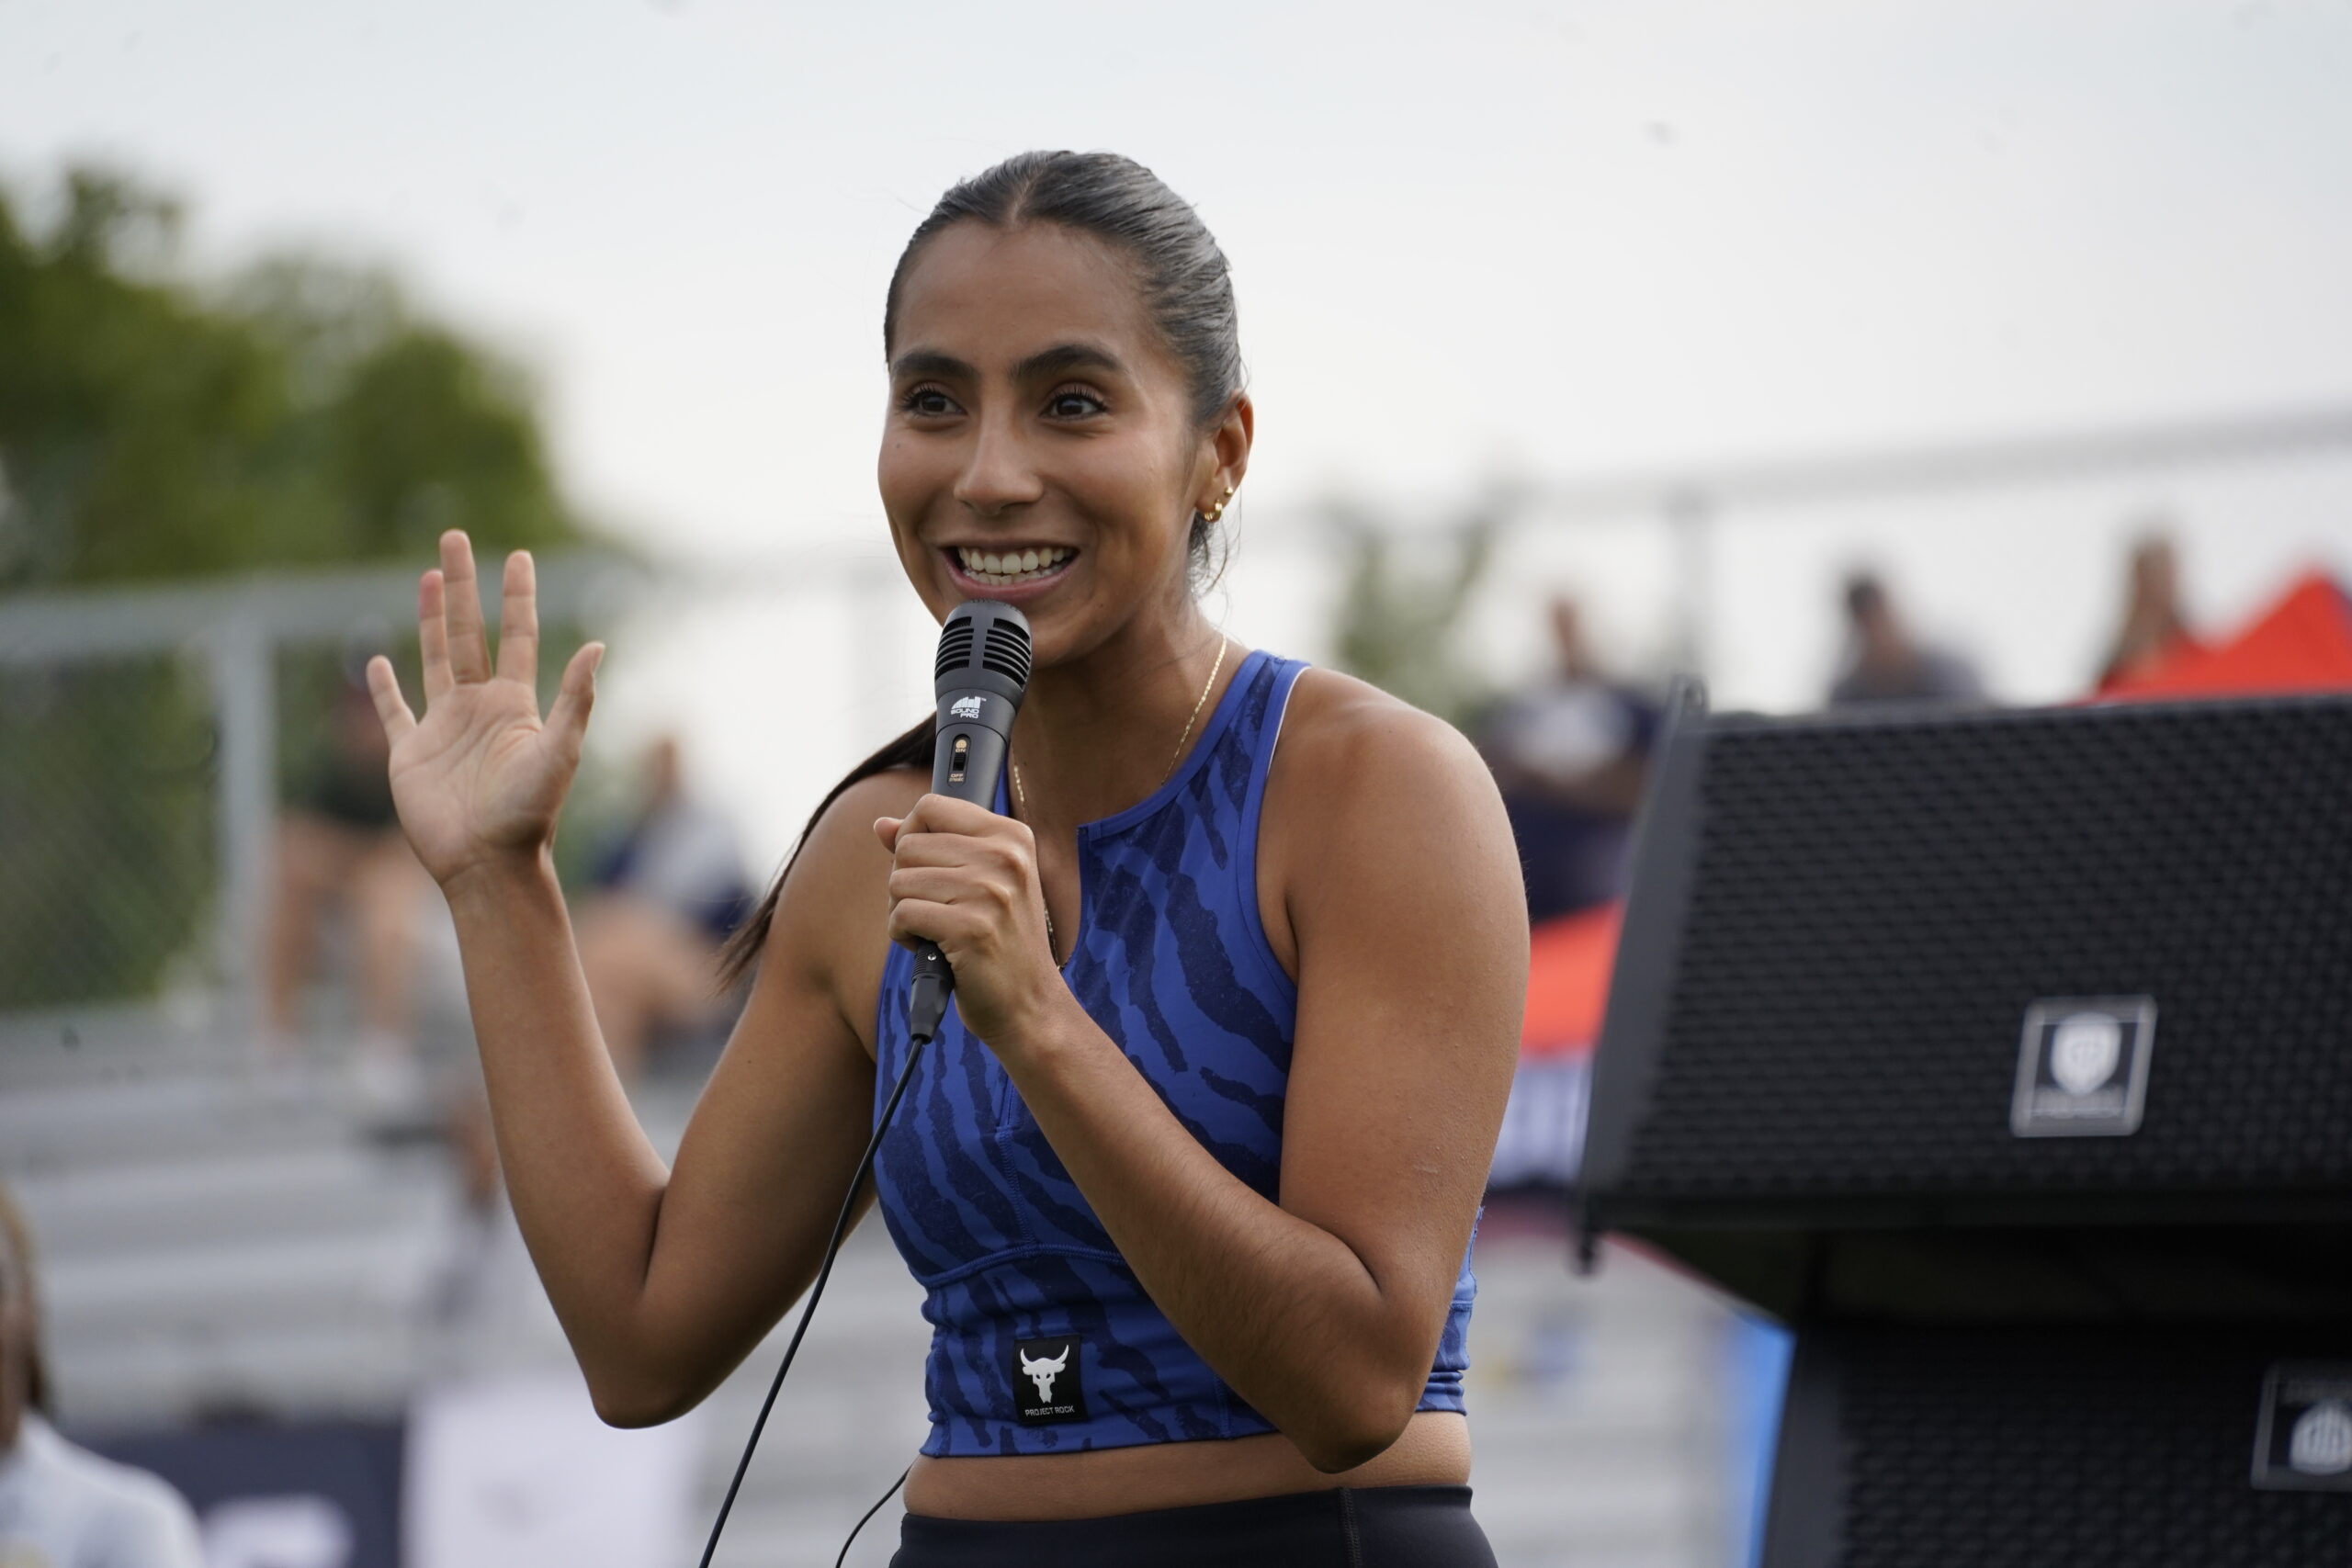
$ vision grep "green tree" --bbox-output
[0,166,586,587]
[0,164,596,1009]
[1326,499,1498,728]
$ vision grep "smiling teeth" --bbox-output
[956,546,1072,585]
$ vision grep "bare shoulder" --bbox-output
[762,765,930,1044]
[1260,668,1521,968]
[1268,666,1502,825]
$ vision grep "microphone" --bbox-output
[906,600,1033,1043]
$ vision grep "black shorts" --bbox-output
[889,1483,1495,1568]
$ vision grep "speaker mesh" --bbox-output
[934,622,976,682]
[1804,1327,2349,1566]
[1618,699,2352,1201]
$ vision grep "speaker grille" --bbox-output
[1617,698,2352,1201]
[934,622,976,682]
[981,619,1031,687]
[1808,1327,2349,1566]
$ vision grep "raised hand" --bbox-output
[365,529,604,892]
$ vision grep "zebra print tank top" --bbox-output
[871,649,1476,1457]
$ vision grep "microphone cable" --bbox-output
[693,1027,931,1568]
[834,1464,910,1566]
[694,598,1024,1564]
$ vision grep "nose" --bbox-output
[953,408,1045,516]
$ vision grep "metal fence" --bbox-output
[0,555,643,1033]
[7,397,2352,1037]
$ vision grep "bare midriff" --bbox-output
[901,1409,1471,1521]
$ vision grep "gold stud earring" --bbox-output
[1203,482,1237,525]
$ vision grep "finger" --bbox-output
[496,549,539,684]
[887,898,974,953]
[875,817,903,852]
[888,829,998,871]
[419,569,453,704]
[887,865,991,908]
[891,811,1033,871]
[546,642,604,759]
[365,655,418,743]
[910,793,1001,834]
[439,530,492,683]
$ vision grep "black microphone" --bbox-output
[906,600,1033,1043]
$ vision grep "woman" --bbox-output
[366,151,1525,1565]
[1,1187,208,1567]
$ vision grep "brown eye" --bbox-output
[899,385,959,418]
[1046,388,1107,419]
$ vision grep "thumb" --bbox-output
[547,641,604,755]
[874,816,902,852]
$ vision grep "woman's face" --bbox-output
[879,220,1238,663]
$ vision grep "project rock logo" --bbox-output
[1012,1337,1087,1425]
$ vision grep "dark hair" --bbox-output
[1844,571,1888,624]
[0,1183,52,1416]
[716,151,1242,988]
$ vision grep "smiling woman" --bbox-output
[365,151,1523,1568]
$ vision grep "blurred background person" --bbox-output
[1826,570,1986,707]
[0,1188,207,1568]
[574,734,754,1085]
[263,672,434,1095]
[1481,596,1660,923]
[2097,529,2203,693]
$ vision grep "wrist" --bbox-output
[440,845,561,916]
[993,984,1099,1078]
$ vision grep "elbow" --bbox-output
[1294,1385,1419,1475]
[1301,1431,1402,1476]
[591,1391,688,1430]
[584,1363,707,1430]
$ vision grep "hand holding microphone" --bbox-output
[876,601,1044,1045]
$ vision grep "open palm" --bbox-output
[365,530,604,890]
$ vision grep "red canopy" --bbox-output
[2098,569,2352,701]
[1521,901,1621,1060]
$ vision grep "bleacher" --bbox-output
[1,1002,1748,1568]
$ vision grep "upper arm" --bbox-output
[629,768,923,1403]
[1264,673,1526,1356]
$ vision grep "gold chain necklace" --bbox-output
[1012,635,1229,949]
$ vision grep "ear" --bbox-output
[1194,391,1254,513]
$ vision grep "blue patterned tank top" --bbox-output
[871,650,1476,1457]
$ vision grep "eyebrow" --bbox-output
[888,342,1128,383]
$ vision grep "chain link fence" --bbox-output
[1,649,219,1010]
[0,556,639,1032]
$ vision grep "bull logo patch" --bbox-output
[1012,1337,1086,1425]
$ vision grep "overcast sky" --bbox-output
[8,0,2352,853]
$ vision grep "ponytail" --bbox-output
[714,715,935,990]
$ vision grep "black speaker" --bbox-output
[1762,1325,2352,1567]
[1580,688,2352,1318]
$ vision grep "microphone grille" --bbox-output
[981,619,1032,689]
[934,620,977,682]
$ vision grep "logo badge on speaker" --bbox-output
[2254,1364,2352,1490]
[2009,998,2154,1137]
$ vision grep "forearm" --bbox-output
[441,852,674,1397]
[1001,998,1432,1469]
